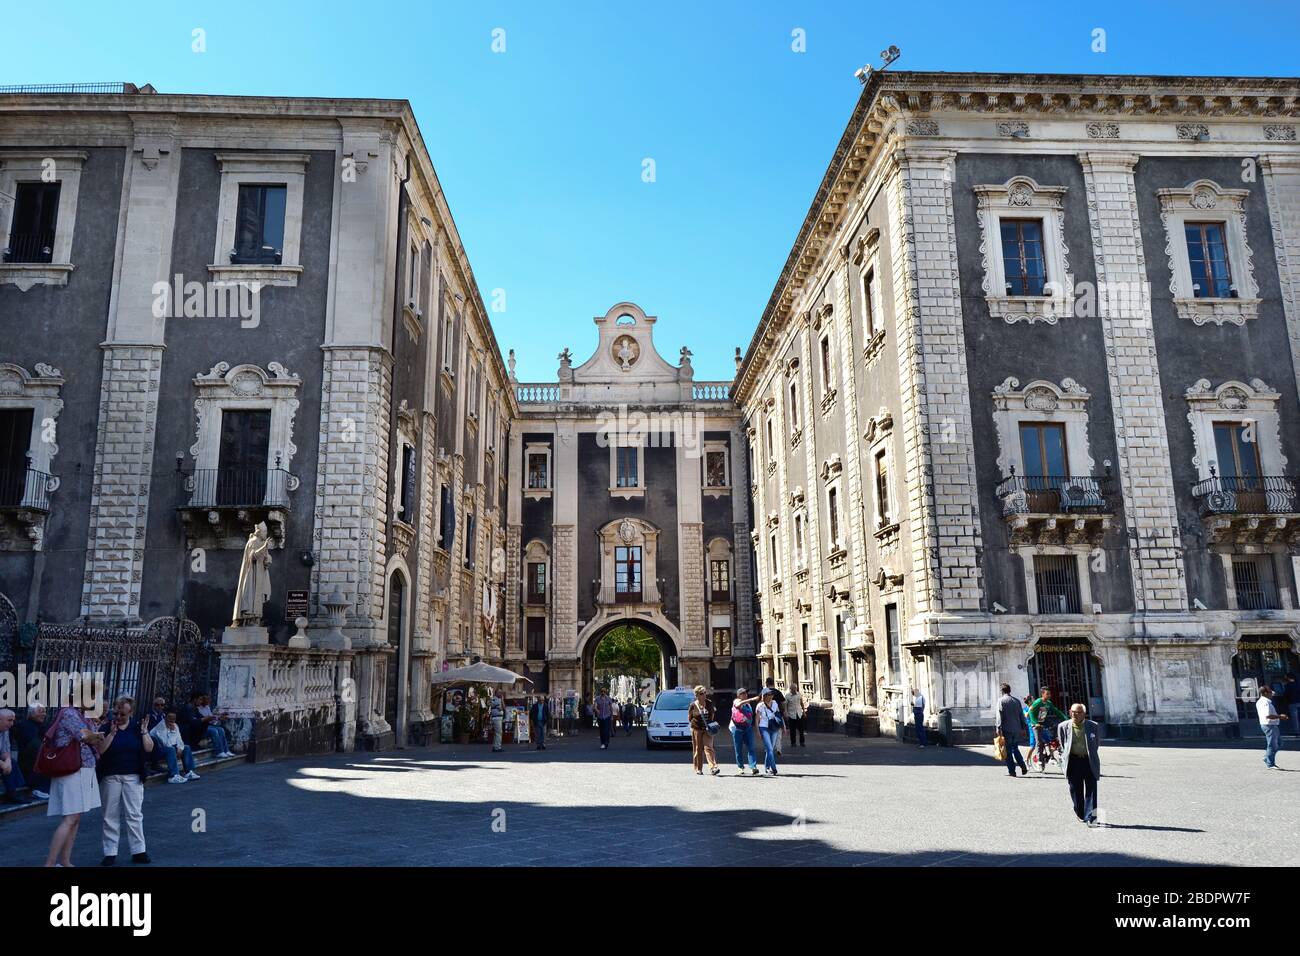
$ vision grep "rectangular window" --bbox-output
[827,486,840,546]
[874,449,892,526]
[216,409,271,506]
[885,604,901,681]
[1034,554,1081,614]
[862,266,877,337]
[710,559,730,602]
[527,451,549,489]
[1019,422,1069,481]
[438,483,454,549]
[836,615,847,678]
[398,444,416,524]
[794,512,806,567]
[615,546,642,601]
[1234,555,1280,610]
[526,616,546,658]
[0,408,34,506]
[1213,421,1262,481]
[788,379,800,430]
[820,334,833,391]
[769,531,780,578]
[464,513,476,569]
[712,627,732,657]
[1000,218,1047,296]
[765,417,775,465]
[1185,222,1232,298]
[705,449,728,487]
[407,240,420,305]
[4,182,60,264]
[231,184,287,264]
[527,562,547,604]
[615,446,639,487]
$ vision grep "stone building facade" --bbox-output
[0,87,512,756]
[504,302,753,699]
[735,71,1300,741]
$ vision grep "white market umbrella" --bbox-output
[429,662,532,686]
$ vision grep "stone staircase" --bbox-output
[0,744,246,822]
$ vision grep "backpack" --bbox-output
[731,704,750,726]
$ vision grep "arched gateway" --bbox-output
[504,301,758,701]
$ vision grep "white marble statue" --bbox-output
[232,522,273,626]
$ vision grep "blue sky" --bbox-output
[6,1,1299,380]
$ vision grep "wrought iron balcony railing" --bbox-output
[182,467,292,509]
[0,464,54,511]
[995,471,1116,516]
[1191,472,1300,516]
[2,232,56,264]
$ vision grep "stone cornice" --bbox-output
[733,70,1300,404]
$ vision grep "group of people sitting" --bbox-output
[0,691,235,806]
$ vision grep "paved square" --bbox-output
[4,730,1295,866]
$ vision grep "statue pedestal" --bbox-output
[223,625,270,645]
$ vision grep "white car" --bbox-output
[645,688,697,749]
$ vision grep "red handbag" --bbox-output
[34,709,86,778]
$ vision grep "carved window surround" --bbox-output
[0,362,64,550]
[390,400,419,559]
[0,151,87,291]
[1157,179,1261,326]
[524,442,552,500]
[992,377,1095,479]
[1185,378,1285,481]
[209,152,309,288]
[524,538,550,610]
[702,440,731,498]
[974,176,1072,325]
[596,517,660,605]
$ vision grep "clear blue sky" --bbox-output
[6,1,1298,380]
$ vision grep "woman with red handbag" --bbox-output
[40,694,107,867]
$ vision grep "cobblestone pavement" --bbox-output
[4,729,1296,866]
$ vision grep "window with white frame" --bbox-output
[826,484,842,550]
[992,377,1095,490]
[406,239,421,309]
[873,447,894,529]
[769,529,781,580]
[793,510,807,569]
[0,363,64,511]
[392,435,417,526]
[0,150,87,290]
[1157,179,1261,326]
[819,333,834,395]
[1185,378,1289,509]
[525,442,551,496]
[973,176,1071,325]
[211,153,308,286]
[610,439,645,498]
[861,262,882,340]
[703,440,730,493]
[442,302,456,372]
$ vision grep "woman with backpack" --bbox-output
[41,693,108,867]
[756,688,784,775]
[729,688,761,775]
[687,686,720,776]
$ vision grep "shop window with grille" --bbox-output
[1234,555,1280,610]
[1034,554,1081,614]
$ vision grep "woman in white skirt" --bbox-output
[43,700,107,867]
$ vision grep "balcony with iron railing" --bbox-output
[177,460,297,549]
[994,467,1116,547]
[1192,467,1300,545]
[2,232,56,264]
[0,462,54,512]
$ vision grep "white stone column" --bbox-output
[1078,151,1188,614]
[552,420,579,655]
[884,146,985,619]
[676,425,706,653]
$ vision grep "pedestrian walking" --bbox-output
[489,692,504,752]
[763,681,786,755]
[1057,703,1101,826]
[96,696,154,866]
[688,686,720,776]
[756,688,783,775]
[1282,674,1300,737]
[1258,685,1287,769]
[42,696,106,867]
[911,685,928,748]
[529,695,549,750]
[994,682,1029,777]
[729,688,760,775]
[622,700,635,737]
[784,686,806,747]
[1022,695,1036,753]
[594,690,614,749]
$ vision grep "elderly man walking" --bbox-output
[994,683,1029,777]
[1057,703,1102,826]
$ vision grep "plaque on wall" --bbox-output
[284,589,309,622]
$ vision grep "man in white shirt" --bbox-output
[784,687,806,747]
[1257,686,1287,770]
[150,713,199,783]
[912,686,928,748]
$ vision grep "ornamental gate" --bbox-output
[27,608,218,710]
